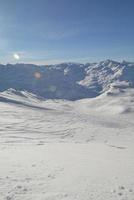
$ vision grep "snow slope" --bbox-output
[0,87,134,145]
[0,87,134,199]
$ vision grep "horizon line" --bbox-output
[0,59,134,66]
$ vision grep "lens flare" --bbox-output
[34,72,41,79]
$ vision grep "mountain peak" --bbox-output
[0,60,134,100]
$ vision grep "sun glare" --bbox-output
[13,53,20,60]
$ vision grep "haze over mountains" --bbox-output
[0,59,134,100]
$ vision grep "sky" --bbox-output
[0,0,134,64]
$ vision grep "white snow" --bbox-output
[1,143,134,200]
[0,88,134,199]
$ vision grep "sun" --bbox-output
[13,53,20,60]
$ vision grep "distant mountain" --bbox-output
[0,60,134,100]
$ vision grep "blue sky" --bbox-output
[0,0,134,64]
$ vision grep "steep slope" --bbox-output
[0,60,134,100]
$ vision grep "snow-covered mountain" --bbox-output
[1,60,134,200]
[0,60,134,100]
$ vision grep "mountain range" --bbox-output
[0,59,134,100]
[1,60,134,200]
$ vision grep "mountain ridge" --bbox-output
[0,60,134,100]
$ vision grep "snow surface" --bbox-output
[0,86,134,200]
